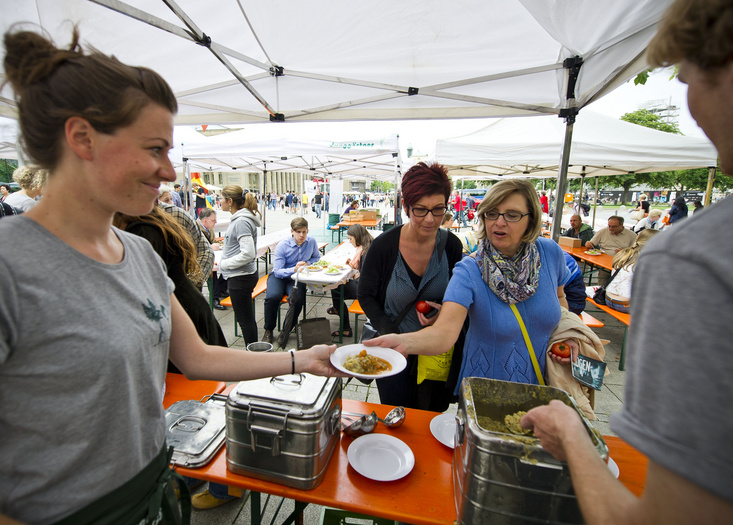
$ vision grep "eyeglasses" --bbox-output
[411,206,448,217]
[483,211,530,222]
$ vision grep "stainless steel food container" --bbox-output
[165,393,227,468]
[226,374,342,489]
[453,378,608,525]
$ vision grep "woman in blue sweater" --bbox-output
[367,179,572,388]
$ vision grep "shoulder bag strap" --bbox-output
[509,303,545,386]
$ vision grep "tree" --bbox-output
[370,180,394,193]
[620,109,681,134]
[453,180,477,190]
[0,159,18,183]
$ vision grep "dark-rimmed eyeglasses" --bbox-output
[483,211,530,222]
[411,206,448,217]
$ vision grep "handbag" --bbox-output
[591,268,622,306]
[629,210,644,221]
[295,317,332,350]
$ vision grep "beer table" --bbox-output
[174,393,649,525]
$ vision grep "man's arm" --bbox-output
[521,401,733,525]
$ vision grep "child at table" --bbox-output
[328,224,373,338]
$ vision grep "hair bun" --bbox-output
[3,29,81,91]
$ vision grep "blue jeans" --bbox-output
[607,298,630,314]
[263,275,306,332]
[314,203,322,218]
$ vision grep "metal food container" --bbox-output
[165,393,227,468]
[453,378,608,525]
[226,374,342,490]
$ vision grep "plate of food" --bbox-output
[331,344,407,379]
[305,265,323,272]
[314,260,329,267]
[347,433,415,481]
[430,413,457,449]
[584,249,603,256]
[325,266,343,274]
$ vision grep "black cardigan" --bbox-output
[357,225,463,335]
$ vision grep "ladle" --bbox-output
[342,412,378,437]
[378,406,406,428]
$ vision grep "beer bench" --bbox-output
[586,297,631,371]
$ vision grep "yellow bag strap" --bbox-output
[509,303,545,386]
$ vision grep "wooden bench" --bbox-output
[348,299,365,344]
[220,274,307,338]
[318,241,329,255]
[586,296,631,370]
[220,274,269,337]
[580,311,604,328]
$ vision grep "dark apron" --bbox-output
[54,445,191,525]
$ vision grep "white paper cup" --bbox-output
[247,342,274,352]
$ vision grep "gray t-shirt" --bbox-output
[0,216,174,523]
[612,197,733,504]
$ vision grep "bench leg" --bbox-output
[619,326,628,371]
[353,313,360,343]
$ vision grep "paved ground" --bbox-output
[189,201,630,524]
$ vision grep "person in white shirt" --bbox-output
[605,229,659,313]
[633,209,664,233]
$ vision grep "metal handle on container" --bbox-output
[249,424,284,456]
[455,408,466,446]
[170,415,207,433]
[270,374,304,386]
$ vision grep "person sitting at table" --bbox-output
[365,179,574,393]
[585,215,637,285]
[522,3,733,521]
[441,212,456,229]
[358,162,463,412]
[603,229,659,314]
[0,28,342,524]
[341,200,359,221]
[562,252,587,316]
[563,214,594,244]
[327,224,373,338]
[4,165,47,212]
[262,217,321,347]
[633,208,664,233]
[219,186,262,344]
[633,193,650,217]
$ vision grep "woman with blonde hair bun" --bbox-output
[0,28,339,524]
[4,165,47,212]
[604,228,659,313]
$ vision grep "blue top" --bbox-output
[444,237,570,390]
[272,235,321,279]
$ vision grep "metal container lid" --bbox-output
[165,394,227,467]
[230,374,338,417]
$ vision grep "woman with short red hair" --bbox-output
[357,162,463,411]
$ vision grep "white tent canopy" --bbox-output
[178,126,401,180]
[436,112,719,180]
[0,117,19,160]
[1,0,672,124]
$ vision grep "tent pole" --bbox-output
[704,166,716,206]
[577,171,586,218]
[551,117,576,242]
[184,160,193,217]
[393,153,400,227]
[592,176,600,229]
[261,166,267,234]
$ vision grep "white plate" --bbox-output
[331,345,407,380]
[347,434,415,481]
[305,266,323,272]
[430,413,456,449]
[607,456,620,478]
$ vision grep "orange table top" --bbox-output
[560,244,615,271]
[337,219,381,228]
[174,394,649,524]
[162,373,226,410]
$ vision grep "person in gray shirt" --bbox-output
[521,1,733,522]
